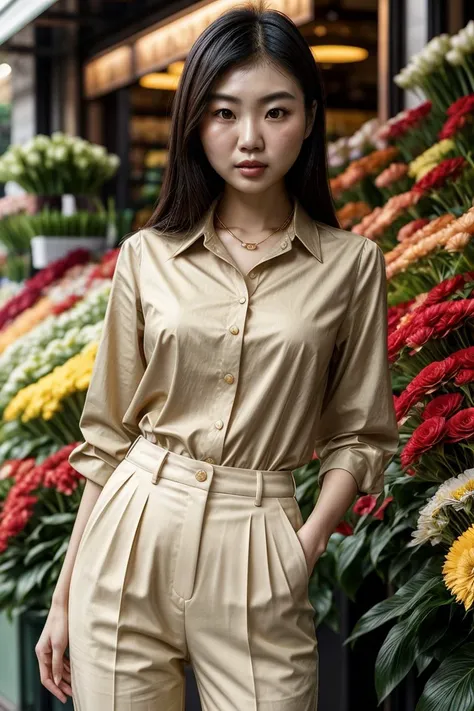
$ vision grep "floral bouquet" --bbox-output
[376,101,443,162]
[0,133,120,196]
[0,443,85,618]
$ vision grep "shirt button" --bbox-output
[215,420,224,429]
[249,271,256,279]
[229,325,239,335]
[224,373,234,384]
[204,456,215,464]
[281,240,288,248]
[239,297,246,304]
[195,469,207,482]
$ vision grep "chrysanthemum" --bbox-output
[442,524,474,610]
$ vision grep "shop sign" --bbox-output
[84,46,134,99]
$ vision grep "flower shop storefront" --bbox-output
[2,10,474,711]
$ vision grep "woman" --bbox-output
[35,2,399,709]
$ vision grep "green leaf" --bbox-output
[40,512,76,525]
[375,596,449,703]
[370,521,409,567]
[345,557,443,644]
[415,642,474,711]
[24,537,63,566]
[336,529,367,582]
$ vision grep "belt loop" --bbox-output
[151,450,170,485]
[254,470,263,507]
[291,471,297,498]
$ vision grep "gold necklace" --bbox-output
[215,203,295,250]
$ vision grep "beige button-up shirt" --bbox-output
[68,194,399,495]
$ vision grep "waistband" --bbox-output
[124,435,296,505]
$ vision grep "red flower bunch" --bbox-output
[0,249,91,331]
[401,407,474,467]
[383,102,432,140]
[446,94,474,117]
[395,347,474,423]
[353,495,394,520]
[422,393,464,420]
[86,248,120,286]
[439,114,469,140]
[411,157,467,194]
[0,443,84,553]
[387,270,474,361]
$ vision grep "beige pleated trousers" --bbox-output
[68,435,319,710]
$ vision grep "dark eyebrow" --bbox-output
[207,91,297,103]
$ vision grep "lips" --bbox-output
[236,161,267,168]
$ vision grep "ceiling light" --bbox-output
[0,62,11,79]
[310,45,368,63]
[139,72,180,90]
[314,25,327,36]
[167,61,185,76]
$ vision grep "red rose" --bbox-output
[335,521,353,536]
[409,101,432,120]
[353,495,377,516]
[401,416,446,467]
[407,357,460,395]
[412,157,466,194]
[406,326,435,349]
[438,114,468,140]
[422,393,464,420]
[454,369,474,385]
[423,274,466,307]
[453,346,474,369]
[388,326,410,361]
[373,496,394,520]
[395,387,425,422]
[445,407,474,442]
[446,94,474,117]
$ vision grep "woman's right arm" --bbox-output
[35,479,103,703]
[36,230,147,703]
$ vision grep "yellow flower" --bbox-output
[442,524,474,611]
[408,139,455,179]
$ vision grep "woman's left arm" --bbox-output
[299,238,400,572]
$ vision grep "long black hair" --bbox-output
[145,0,339,235]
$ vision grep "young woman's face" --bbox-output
[199,60,315,194]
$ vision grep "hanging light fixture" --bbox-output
[310,45,368,63]
[139,72,180,90]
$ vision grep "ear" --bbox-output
[304,99,317,139]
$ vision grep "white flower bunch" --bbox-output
[328,118,385,168]
[0,280,111,390]
[0,319,104,413]
[0,132,120,196]
[408,467,474,548]
[446,20,474,66]
[394,34,451,90]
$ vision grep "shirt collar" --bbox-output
[165,194,323,263]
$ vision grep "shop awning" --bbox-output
[0,0,58,46]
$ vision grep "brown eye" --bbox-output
[214,109,234,120]
[267,108,288,119]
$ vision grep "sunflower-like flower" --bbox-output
[443,524,474,610]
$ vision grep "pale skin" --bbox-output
[36,58,359,705]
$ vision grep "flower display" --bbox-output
[0,132,120,196]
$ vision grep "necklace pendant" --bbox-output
[242,242,257,250]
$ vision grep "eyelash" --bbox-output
[213,108,290,120]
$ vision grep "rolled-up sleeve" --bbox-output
[314,238,399,496]
[68,233,146,487]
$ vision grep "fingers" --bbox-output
[36,644,72,703]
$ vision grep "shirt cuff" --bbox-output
[317,447,386,496]
[68,441,118,487]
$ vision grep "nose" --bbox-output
[237,115,264,151]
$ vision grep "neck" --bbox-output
[215,186,294,233]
